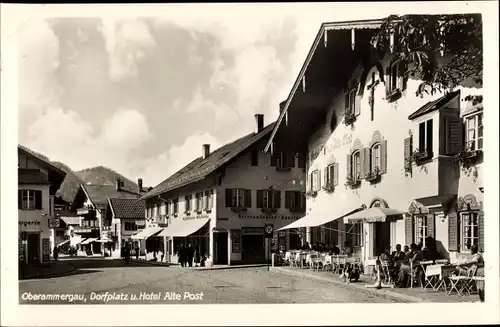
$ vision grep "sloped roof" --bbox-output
[109,198,146,219]
[81,184,141,209]
[141,123,275,200]
[408,90,461,120]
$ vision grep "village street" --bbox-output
[19,258,401,304]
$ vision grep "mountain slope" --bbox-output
[51,161,85,203]
[75,166,139,191]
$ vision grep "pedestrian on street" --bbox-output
[53,246,59,261]
[187,243,195,267]
[125,244,130,264]
[135,244,139,260]
[179,244,186,267]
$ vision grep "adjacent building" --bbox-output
[139,114,307,265]
[18,145,66,265]
[70,179,143,255]
[264,17,483,264]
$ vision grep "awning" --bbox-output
[96,239,113,243]
[158,218,209,237]
[71,238,85,246]
[57,240,70,247]
[61,217,82,225]
[277,207,364,231]
[343,207,405,224]
[131,227,163,240]
[80,238,98,245]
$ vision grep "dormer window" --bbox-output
[344,79,360,125]
[385,59,407,101]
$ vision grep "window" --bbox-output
[461,212,479,251]
[351,151,361,180]
[465,113,483,151]
[195,192,203,211]
[153,205,158,218]
[348,89,356,114]
[172,199,179,215]
[418,119,434,154]
[204,190,214,210]
[390,61,401,91]
[285,191,305,211]
[414,215,428,248]
[311,170,321,191]
[271,152,295,169]
[371,144,381,171]
[347,223,363,246]
[124,222,138,231]
[257,190,281,209]
[251,150,259,166]
[165,202,170,215]
[326,164,335,185]
[18,189,42,210]
[184,195,192,212]
[225,189,251,208]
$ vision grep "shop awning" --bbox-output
[71,238,85,246]
[95,238,113,243]
[343,207,405,224]
[80,238,98,245]
[57,240,70,247]
[277,207,364,230]
[131,227,163,240]
[158,218,209,237]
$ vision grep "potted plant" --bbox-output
[230,206,247,213]
[345,173,361,188]
[344,112,357,126]
[305,189,318,198]
[322,182,335,193]
[365,166,381,183]
[411,148,432,164]
[262,207,278,213]
[454,146,483,167]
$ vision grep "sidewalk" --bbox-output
[19,261,76,280]
[128,258,266,271]
[271,266,479,303]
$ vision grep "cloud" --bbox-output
[100,108,152,151]
[100,18,156,81]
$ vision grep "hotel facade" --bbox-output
[139,115,307,265]
[264,17,484,265]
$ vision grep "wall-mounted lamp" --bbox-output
[440,215,446,223]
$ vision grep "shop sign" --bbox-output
[19,221,41,227]
[48,218,60,228]
[241,227,264,235]
[264,224,274,238]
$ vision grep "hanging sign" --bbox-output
[264,224,274,239]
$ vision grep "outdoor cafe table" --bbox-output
[427,264,457,292]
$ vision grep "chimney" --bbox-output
[255,114,264,133]
[138,178,143,192]
[279,100,286,113]
[203,144,210,159]
[116,178,121,191]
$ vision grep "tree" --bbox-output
[371,14,483,98]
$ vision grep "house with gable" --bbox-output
[139,114,307,265]
[263,16,484,265]
[70,178,145,255]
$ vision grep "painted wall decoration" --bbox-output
[309,133,353,161]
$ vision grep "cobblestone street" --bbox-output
[19,258,403,304]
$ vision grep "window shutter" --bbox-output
[405,214,414,246]
[274,190,281,209]
[478,211,484,252]
[445,118,463,155]
[270,153,279,167]
[380,140,388,174]
[404,137,412,173]
[364,148,371,175]
[385,65,391,93]
[309,173,314,191]
[448,212,459,251]
[18,190,22,209]
[324,167,329,186]
[359,148,365,179]
[284,191,291,209]
[344,92,350,113]
[256,190,263,208]
[426,214,435,238]
[346,154,352,178]
[399,60,408,91]
[244,189,252,208]
[225,189,232,207]
[333,163,339,186]
[35,190,42,210]
[426,119,434,154]
[316,170,321,191]
[354,95,361,116]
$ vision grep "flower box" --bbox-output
[261,208,278,214]
[411,149,433,164]
[455,149,482,166]
[230,206,247,213]
[386,88,402,102]
[305,190,318,198]
[345,175,361,188]
[344,113,357,126]
[322,183,335,193]
[365,167,381,183]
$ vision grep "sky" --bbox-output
[16,3,481,187]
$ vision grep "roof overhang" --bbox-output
[264,19,385,153]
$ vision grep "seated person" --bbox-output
[392,244,406,262]
[396,243,423,287]
[403,245,411,259]
[454,244,484,275]
[330,246,341,255]
[342,241,353,255]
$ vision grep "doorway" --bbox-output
[374,222,391,257]
[213,232,228,265]
[27,233,40,264]
[241,234,265,263]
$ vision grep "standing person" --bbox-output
[53,246,59,261]
[125,244,130,264]
[179,244,186,267]
[135,243,139,260]
[187,244,195,267]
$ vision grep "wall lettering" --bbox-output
[309,133,353,161]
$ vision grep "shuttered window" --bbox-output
[461,212,479,251]
[225,189,251,208]
[465,113,483,151]
[257,190,281,209]
[448,212,459,251]
[449,210,484,252]
[352,151,361,180]
[172,199,179,215]
[445,118,463,155]
[204,190,214,210]
[386,60,407,93]
[285,191,305,211]
[405,215,414,247]
[311,170,321,191]
[404,136,413,173]
[18,189,42,210]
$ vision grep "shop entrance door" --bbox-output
[27,233,40,264]
[214,232,228,265]
[242,234,265,263]
[374,222,391,257]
